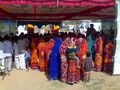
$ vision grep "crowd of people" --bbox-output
[0,24,115,84]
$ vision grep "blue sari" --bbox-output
[49,37,62,80]
[87,35,93,57]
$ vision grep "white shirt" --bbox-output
[3,40,13,57]
[13,42,19,57]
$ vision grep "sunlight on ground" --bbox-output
[0,69,120,90]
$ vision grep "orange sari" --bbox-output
[45,39,54,57]
[77,38,88,79]
[104,41,114,73]
[30,38,39,69]
[67,38,80,83]
[45,39,54,70]
[37,41,46,72]
[94,36,103,71]
[77,39,88,63]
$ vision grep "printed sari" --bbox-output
[67,59,80,83]
[94,36,103,71]
[104,41,114,73]
[59,37,70,82]
[37,41,46,72]
[76,38,88,79]
[67,38,80,83]
[77,38,88,62]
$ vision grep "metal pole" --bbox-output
[9,18,10,34]
[113,0,120,75]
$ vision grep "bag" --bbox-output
[68,52,75,58]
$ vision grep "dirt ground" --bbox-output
[0,69,120,90]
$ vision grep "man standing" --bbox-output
[86,24,97,40]
[18,33,27,70]
[3,35,13,72]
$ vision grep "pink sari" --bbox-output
[67,37,80,83]
[60,37,70,82]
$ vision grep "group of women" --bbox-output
[29,30,114,84]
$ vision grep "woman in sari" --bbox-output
[30,36,39,69]
[37,36,46,72]
[103,39,114,73]
[87,35,93,58]
[49,36,62,80]
[77,37,88,62]
[60,37,70,82]
[45,38,54,72]
[67,37,81,84]
[94,33,103,71]
[76,36,88,80]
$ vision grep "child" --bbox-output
[83,52,94,83]
[24,48,30,71]
[66,41,80,68]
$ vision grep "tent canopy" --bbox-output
[0,0,115,6]
[0,0,116,21]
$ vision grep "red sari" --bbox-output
[45,39,54,71]
[37,40,46,72]
[60,37,70,82]
[104,41,114,73]
[94,36,103,71]
[77,38,88,62]
[77,38,88,79]
[67,38,80,84]
[67,59,80,83]
[30,38,39,69]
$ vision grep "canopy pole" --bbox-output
[113,0,120,75]
[9,18,10,34]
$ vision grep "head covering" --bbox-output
[27,24,34,29]
[53,25,60,32]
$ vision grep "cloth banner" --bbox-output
[0,0,115,6]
